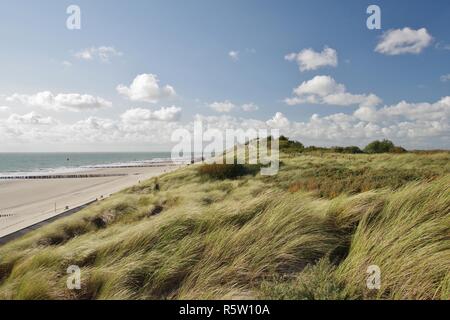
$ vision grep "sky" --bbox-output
[0,0,449,151]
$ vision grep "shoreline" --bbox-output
[0,161,185,179]
[0,164,181,242]
[0,163,182,180]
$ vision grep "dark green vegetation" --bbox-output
[363,139,406,154]
[279,136,405,155]
[198,163,260,180]
[0,139,448,300]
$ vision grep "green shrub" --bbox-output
[279,136,305,154]
[198,164,258,180]
[390,146,407,153]
[363,139,405,154]
[332,146,363,154]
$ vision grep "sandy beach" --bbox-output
[0,164,180,239]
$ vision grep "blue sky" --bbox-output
[0,0,449,151]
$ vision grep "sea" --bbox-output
[0,152,175,177]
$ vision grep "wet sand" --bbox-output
[0,165,180,239]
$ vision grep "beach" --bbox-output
[0,164,180,240]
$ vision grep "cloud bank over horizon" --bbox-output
[1,92,449,151]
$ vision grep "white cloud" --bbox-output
[440,74,450,82]
[323,93,382,108]
[69,117,121,144]
[73,117,117,131]
[229,50,239,61]
[285,46,338,71]
[267,112,290,128]
[7,112,57,125]
[193,114,267,134]
[375,27,433,55]
[121,106,182,123]
[0,106,10,112]
[195,99,449,149]
[241,103,259,112]
[1,95,449,150]
[293,75,345,97]
[62,61,72,67]
[209,101,236,113]
[285,75,381,108]
[153,106,182,121]
[74,46,123,62]
[6,91,112,111]
[284,98,449,148]
[354,96,450,122]
[120,108,153,123]
[117,74,176,103]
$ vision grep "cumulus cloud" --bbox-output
[195,98,449,149]
[1,95,449,150]
[1,78,449,152]
[285,75,381,108]
[6,91,112,111]
[285,47,338,71]
[117,74,176,103]
[354,96,450,122]
[74,46,123,62]
[153,106,182,121]
[267,112,290,128]
[282,99,449,148]
[193,114,267,134]
[375,27,433,55]
[121,106,182,123]
[209,101,236,113]
[440,74,450,82]
[121,108,153,123]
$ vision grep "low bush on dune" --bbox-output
[363,139,406,154]
[198,163,260,180]
[278,136,305,154]
[279,137,406,155]
[331,146,363,154]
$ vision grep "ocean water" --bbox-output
[0,152,173,176]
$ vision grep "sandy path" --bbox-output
[0,165,179,239]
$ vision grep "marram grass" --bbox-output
[0,152,449,300]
